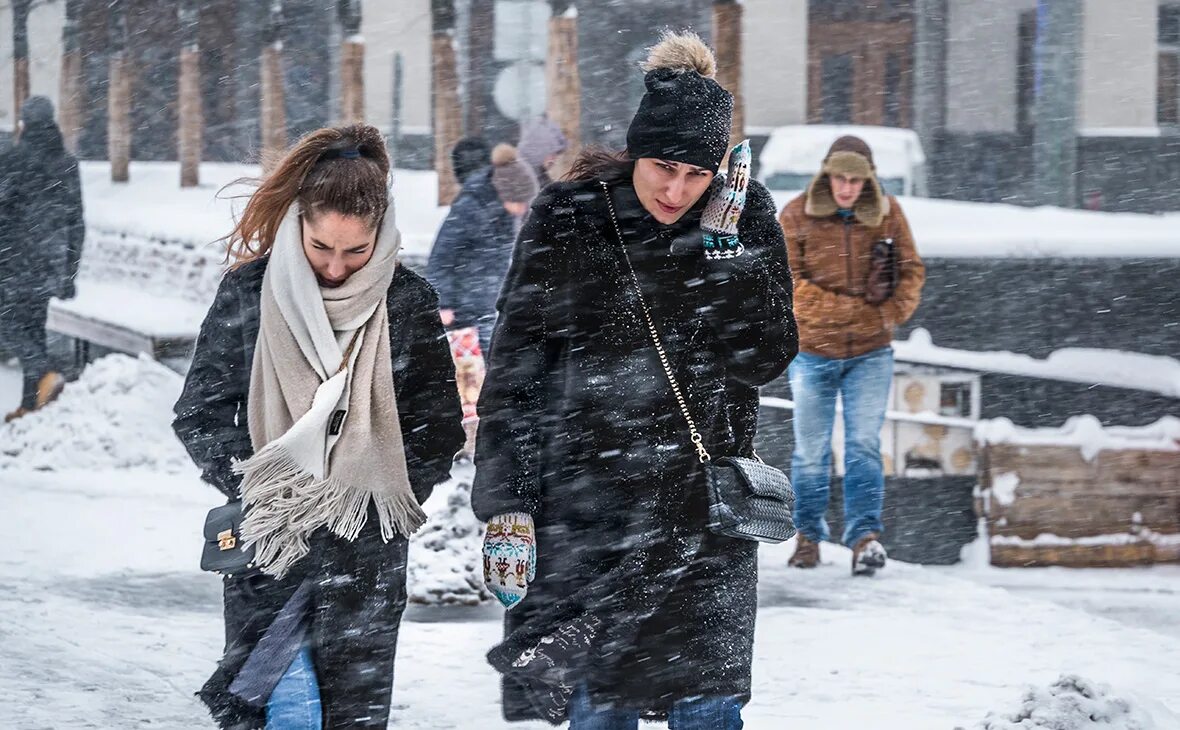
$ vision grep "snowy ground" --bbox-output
[3,360,1180,728]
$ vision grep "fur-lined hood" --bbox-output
[803,169,890,228]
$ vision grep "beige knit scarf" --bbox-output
[234,199,425,578]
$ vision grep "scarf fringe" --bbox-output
[234,442,427,578]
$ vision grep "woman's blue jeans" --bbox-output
[789,346,894,546]
[568,685,744,730]
[266,646,322,729]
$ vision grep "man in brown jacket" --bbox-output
[778,135,925,576]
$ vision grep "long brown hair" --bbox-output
[562,146,634,184]
[223,124,391,266]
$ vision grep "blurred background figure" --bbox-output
[427,142,538,458]
[517,115,568,188]
[0,96,84,422]
[450,136,491,186]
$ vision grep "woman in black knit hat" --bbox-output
[471,31,797,729]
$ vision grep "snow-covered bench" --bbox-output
[46,228,223,368]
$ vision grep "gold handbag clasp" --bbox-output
[217,529,237,551]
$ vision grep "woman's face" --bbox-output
[632,158,716,225]
[301,211,378,288]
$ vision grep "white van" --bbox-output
[757,124,928,198]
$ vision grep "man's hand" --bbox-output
[483,512,536,609]
[439,308,455,327]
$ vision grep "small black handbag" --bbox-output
[200,500,258,576]
[600,182,796,544]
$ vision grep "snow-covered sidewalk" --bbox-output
[2,464,1179,728]
[3,358,1180,728]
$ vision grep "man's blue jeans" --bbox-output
[568,685,743,730]
[266,646,322,729]
[789,347,893,547]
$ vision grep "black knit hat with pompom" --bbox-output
[626,31,733,172]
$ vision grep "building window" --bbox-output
[884,52,903,127]
[1016,10,1037,134]
[939,381,973,418]
[1159,5,1180,126]
[821,53,854,123]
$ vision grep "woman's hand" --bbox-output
[701,140,752,260]
[482,512,536,609]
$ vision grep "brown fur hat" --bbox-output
[804,135,889,228]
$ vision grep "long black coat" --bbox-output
[425,168,518,337]
[471,176,798,721]
[173,257,464,730]
[0,122,84,330]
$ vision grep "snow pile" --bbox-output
[895,328,1180,398]
[406,463,491,605]
[80,161,448,262]
[991,530,1180,549]
[976,415,1180,461]
[0,354,191,473]
[762,190,1180,258]
[964,674,1180,729]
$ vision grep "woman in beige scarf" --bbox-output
[173,124,464,730]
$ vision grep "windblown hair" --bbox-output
[641,30,716,78]
[222,124,391,266]
[562,146,634,184]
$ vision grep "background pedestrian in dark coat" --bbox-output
[173,125,463,730]
[517,116,568,188]
[472,32,797,728]
[0,96,84,421]
[427,143,538,354]
[451,136,491,186]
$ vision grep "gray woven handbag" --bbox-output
[601,182,796,544]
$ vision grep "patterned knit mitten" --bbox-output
[483,512,536,609]
[700,139,752,260]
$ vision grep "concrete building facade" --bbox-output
[4,0,1179,209]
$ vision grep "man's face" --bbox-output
[831,173,867,209]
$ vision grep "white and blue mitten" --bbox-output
[483,512,536,610]
[700,139,752,260]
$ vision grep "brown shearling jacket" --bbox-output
[779,192,925,359]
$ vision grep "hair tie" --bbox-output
[321,147,361,161]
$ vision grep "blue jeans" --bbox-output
[568,685,744,730]
[266,646,322,730]
[789,347,893,547]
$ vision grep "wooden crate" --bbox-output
[982,444,1180,568]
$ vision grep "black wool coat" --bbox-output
[425,167,518,334]
[173,257,464,730]
[0,123,84,322]
[471,177,798,721]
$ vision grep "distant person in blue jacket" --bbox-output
[427,143,538,355]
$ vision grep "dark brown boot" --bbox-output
[35,371,66,410]
[789,533,820,568]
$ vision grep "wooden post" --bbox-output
[713,0,745,150]
[178,0,203,187]
[338,0,364,123]
[260,1,287,172]
[465,0,494,135]
[432,0,462,205]
[13,0,32,126]
[546,0,580,179]
[107,0,132,182]
[59,0,84,155]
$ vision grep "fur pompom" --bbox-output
[491,143,519,167]
[641,30,717,79]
